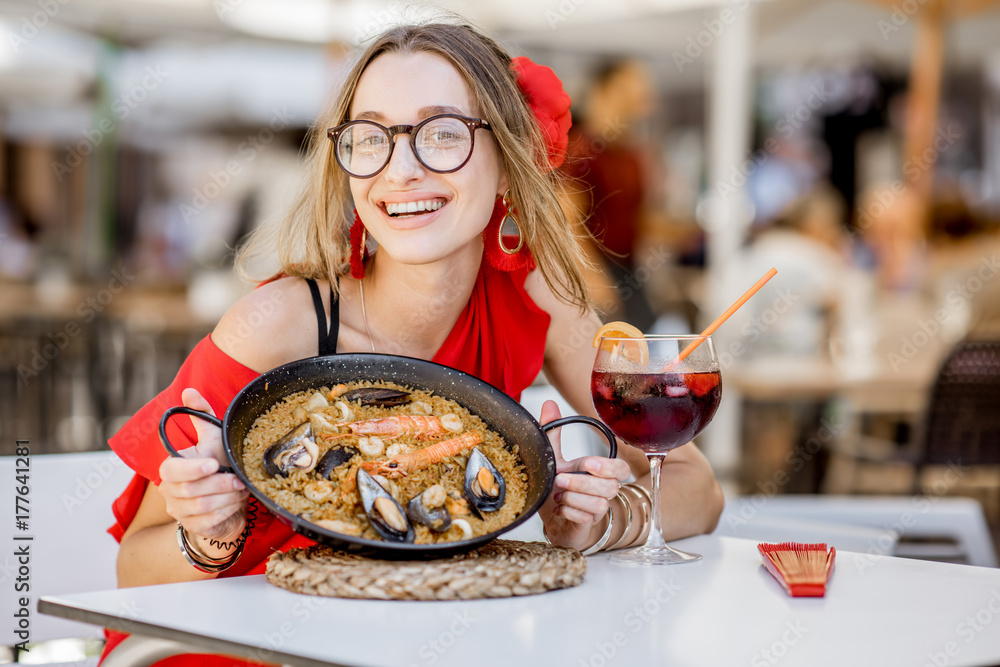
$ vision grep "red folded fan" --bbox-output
[758,542,836,597]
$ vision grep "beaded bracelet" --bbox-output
[176,523,245,573]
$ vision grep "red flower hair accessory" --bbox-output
[510,56,572,170]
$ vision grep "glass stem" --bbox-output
[644,454,666,549]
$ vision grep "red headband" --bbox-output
[510,56,572,171]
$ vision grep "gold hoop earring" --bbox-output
[499,190,524,255]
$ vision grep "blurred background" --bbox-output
[2,0,1000,577]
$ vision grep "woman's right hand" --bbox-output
[158,387,248,547]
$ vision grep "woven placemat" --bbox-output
[265,540,586,600]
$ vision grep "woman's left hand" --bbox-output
[537,400,631,550]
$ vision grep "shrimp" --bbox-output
[362,431,481,478]
[337,430,480,501]
[319,414,463,440]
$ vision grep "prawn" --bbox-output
[319,414,463,441]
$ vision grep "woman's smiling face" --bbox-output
[348,50,507,268]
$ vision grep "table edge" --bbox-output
[37,597,346,667]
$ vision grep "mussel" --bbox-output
[463,447,506,516]
[263,423,319,477]
[315,446,359,479]
[406,484,452,533]
[340,387,411,407]
[356,469,414,542]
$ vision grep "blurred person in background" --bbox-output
[739,184,853,357]
[562,58,662,331]
[856,182,926,292]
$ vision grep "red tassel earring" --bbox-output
[482,191,532,272]
[349,209,368,279]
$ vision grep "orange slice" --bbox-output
[592,321,649,365]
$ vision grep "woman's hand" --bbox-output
[158,388,248,549]
[537,400,630,550]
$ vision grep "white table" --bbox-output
[40,535,1000,667]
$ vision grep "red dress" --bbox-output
[102,262,550,666]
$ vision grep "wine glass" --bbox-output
[591,334,722,565]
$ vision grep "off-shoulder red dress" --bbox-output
[101,262,550,666]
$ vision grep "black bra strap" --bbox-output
[305,278,339,356]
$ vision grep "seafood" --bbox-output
[452,518,473,540]
[445,489,471,516]
[243,381,526,545]
[320,414,463,440]
[464,447,506,515]
[309,412,337,434]
[362,431,482,478]
[315,446,358,479]
[341,387,411,407]
[356,469,414,542]
[315,518,361,536]
[358,436,386,457]
[406,484,451,533]
[263,423,319,477]
[303,392,329,412]
[303,480,334,502]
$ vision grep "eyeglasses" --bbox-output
[327,114,493,179]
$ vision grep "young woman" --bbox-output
[106,20,722,665]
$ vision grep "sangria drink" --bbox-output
[592,335,721,565]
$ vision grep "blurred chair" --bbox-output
[917,338,1000,471]
[826,338,1000,497]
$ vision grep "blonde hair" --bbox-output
[235,22,590,310]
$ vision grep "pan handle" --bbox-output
[541,416,617,475]
[159,406,234,475]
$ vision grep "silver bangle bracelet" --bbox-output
[580,503,615,556]
[176,524,244,573]
[605,491,634,552]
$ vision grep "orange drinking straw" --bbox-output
[670,267,778,366]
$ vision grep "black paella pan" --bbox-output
[159,353,617,556]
